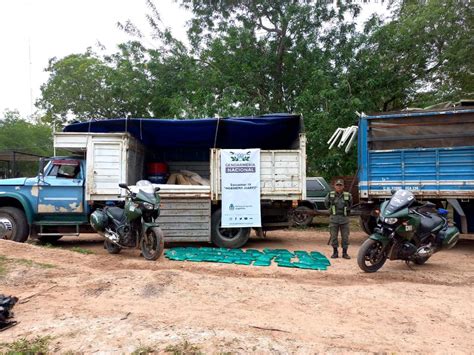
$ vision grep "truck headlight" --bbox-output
[142,202,154,210]
[384,217,398,225]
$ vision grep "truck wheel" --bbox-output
[292,206,314,226]
[211,209,251,249]
[0,207,29,243]
[359,215,377,235]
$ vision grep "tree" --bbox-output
[0,110,52,156]
[349,0,473,111]
[37,44,155,125]
[36,0,473,178]
[0,110,53,177]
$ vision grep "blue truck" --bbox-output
[357,106,474,235]
[0,158,92,242]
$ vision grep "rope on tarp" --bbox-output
[140,118,143,140]
[87,117,93,133]
[213,117,221,148]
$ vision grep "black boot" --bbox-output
[331,247,338,259]
[342,248,350,259]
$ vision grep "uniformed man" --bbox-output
[325,179,353,259]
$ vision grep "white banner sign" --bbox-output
[221,149,261,228]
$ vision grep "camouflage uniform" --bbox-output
[325,186,353,258]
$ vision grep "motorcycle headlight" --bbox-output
[384,217,398,225]
[142,202,154,210]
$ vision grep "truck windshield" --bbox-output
[386,190,415,214]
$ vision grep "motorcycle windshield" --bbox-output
[136,180,156,202]
[385,190,415,214]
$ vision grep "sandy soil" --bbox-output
[0,228,473,354]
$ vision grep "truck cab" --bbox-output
[0,157,89,242]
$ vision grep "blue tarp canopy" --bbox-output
[63,114,302,151]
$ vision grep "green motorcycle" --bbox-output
[358,190,459,273]
[90,180,164,261]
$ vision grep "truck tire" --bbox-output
[292,206,314,227]
[0,207,29,242]
[359,215,377,235]
[211,209,251,249]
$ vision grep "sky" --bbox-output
[0,0,389,119]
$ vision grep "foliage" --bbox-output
[164,340,202,355]
[35,0,473,177]
[70,247,95,255]
[1,335,52,354]
[0,255,7,277]
[132,344,157,355]
[0,111,53,155]
[0,110,53,177]
[0,256,55,274]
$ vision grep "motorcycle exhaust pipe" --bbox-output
[415,246,433,258]
[104,228,121,244]
[96,228,122,247]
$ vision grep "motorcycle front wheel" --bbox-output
[140,227,164,261]
[357,238,387,273]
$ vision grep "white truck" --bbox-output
[0,115,306,248]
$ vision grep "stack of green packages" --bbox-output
[164,247,330,270]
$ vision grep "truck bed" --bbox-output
[358,108,474,200]
[360,146,474,198]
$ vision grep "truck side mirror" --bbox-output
[38,158,46,180]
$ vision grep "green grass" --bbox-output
[0,255,55,277]
[34,241,94,255]
[132,345,157,355]
[1,335,52,354]
[0,255,7,277]
[165,340,202,355]
[14,258,55,269]
[70,247,94,255]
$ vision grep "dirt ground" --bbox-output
[1,224,473,354]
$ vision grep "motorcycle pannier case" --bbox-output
[436,226,460,250]
[90,210,108,232]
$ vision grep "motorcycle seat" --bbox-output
[419,213,444,234]
[106,207,127,223]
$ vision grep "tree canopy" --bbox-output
[36,0,473,177]
[0,110,53,177]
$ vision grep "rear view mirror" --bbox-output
[155,187,161,192]
[38,158,47,179]
[119,183,129,189]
